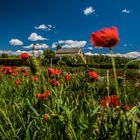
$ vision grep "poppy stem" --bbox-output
[109,49,119,97]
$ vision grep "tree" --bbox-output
[43,49,55,60]
[0,53,9,58]
[43,49,55,67]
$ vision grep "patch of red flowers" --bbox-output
[2,66,17,76]
[48,68,61,76]
[36,90,50,101]
[50,79,61,86]
[90,26,119,48]
[87,71,99,80]
[64,74,71,81]
[101,95,119,108]
[20,53,29,60]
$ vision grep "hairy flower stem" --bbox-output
[110,49,119,97]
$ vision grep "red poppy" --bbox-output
[33,75,38,82]
[15,79,21,85]
[3,67,14,75]
[64,74,71,81]
[36,90,50,101]
[20,53,29,60]
[43,114,49,122]
[90,26,119,48]
[120,104,132,111]
[87,71,99,80]
[48,68,61,76]
[50,79,61,86]
[101,95,119,108]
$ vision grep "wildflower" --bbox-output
[64,74,71,81]
[4,67,14,75]
[50,79,61,86]
[33,75,38,82]
[48,68,61,76]
[90,26,119,48]
[87,71,99,80]
[43,114,49,122]
[15,79,21,85]
[101,95,119,108]
[20,53,29,60]
[121,104,132,111]
[36,90,50,101]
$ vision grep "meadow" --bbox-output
[0,55,140,140]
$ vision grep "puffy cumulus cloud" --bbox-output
[35,24,55,31]
[84,6,95,15]
[122,9,131,14]
[9,39,23,46]
[52,40,87,48]
[23,43,49,49]
[28,33,48,41]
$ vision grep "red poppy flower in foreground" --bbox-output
[20,53,29,60]
[101,95,119,108]
[87,71,99,80]
[48,68,61,76]
[90,26,119,48]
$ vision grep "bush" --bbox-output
[0,58,29,66]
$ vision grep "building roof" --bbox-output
[56,48,81,54]
[55,48,82,57]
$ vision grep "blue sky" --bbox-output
[0,0,140,57]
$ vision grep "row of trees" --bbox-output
[0,49,138,68]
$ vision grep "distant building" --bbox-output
[55,47,86,64]
[55,48,83,57]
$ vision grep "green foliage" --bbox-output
[0,53,9,58]
[43,48,55,60]
[0,58,29,66]
[0,57,140,139]
[62,55,86,65]
[29,57,40,75]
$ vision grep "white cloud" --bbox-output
[29,50,43,56]
[122,9,131,14]
[84,51,140,58]
[84,6,95,15]
[35,24,55,31]
[87,47,93,50]
[52,40,87,48]
[123,52,140,58]
[0,49,43,56]
[0,50,29,56]
[84,52,94,55]
[9,39,23,46]
[28,33,48,41]
[23,43,49,49]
